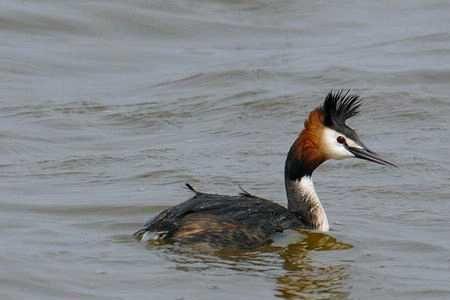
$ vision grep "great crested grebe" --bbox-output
[134,90,396,248]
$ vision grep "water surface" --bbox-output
[1,1,450,299]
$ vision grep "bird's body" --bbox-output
[134,91,396,249]
[134,187,304,248]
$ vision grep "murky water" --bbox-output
[1,1,450,299]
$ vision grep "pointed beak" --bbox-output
[347,145,397,167]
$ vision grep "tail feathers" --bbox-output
[133,228,147,239]
[134,228,168,242]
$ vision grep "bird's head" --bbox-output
[286,90,396,178]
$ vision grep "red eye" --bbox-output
[337,136,346,144]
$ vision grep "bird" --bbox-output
[134,90,396,249]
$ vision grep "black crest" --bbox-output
[321,90,361,127]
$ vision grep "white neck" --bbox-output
[285,176,329,232]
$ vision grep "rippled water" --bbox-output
[1,1,450,299]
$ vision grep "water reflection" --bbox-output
[276,232,352,300]
[146,231,352,300]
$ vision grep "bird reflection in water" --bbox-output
[276,231,351,300]
[151,231,352,300]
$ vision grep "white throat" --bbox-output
[286,176,329,232]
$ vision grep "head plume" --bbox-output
[321,90,361,127]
